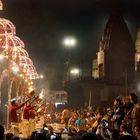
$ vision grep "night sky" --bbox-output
[2,0,140,90]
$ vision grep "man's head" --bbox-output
[11,100,16,106]
[11,100,17,106]
[130,93,138,104]
[29,90,35,96]
[114,97,122,106]
[26,101,31,107]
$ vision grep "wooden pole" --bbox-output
[7,78,13,130]
[88,91,92,111]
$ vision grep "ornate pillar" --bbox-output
[7,78,14,130]
[0,69,8,105]
[15,80,20,103]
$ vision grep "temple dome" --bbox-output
[0,35,25,49]
[0,18,16,36]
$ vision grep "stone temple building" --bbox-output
[66,12,136,108]
[92,12,135,86]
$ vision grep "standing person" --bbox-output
[77,113,87,131]
[111,97,124,140]
[123,96,133,134]
[61,108,71,129]
[22,103,36,138]
[21,104,30,138]
[130,93,140,140]
[28,105,36,136]
[9,98,30,136]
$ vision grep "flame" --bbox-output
[39,89,44,99]
[37,108,41,112]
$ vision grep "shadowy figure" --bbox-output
[0,124,5,140]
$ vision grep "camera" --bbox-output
[104,121,109,128]
[101,120,109,128]
[44,127,48,131]
[63,128,68,132]
[50,134,57,139]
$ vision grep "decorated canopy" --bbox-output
[0,18,38,80]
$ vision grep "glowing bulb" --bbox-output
[39,89,44,99]
[12,66,19,75]
[70,68,79,75]
[40,74,44,79]
[19,74,23,77]
[63,37,77,47]
[0,54,4,60]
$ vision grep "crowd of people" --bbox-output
[0,92,140,140]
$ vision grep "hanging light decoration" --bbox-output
[0,1,40,130]
[0,18,16,36]
[0,16,39,106]
[0,18,39,80]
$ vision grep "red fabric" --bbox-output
[9,103,25,123]
[23,106,36,120]
[39,108,45,115]
[23,107,30,120]
[29,109,36,119]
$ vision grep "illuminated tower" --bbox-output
[93,12,135,85]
